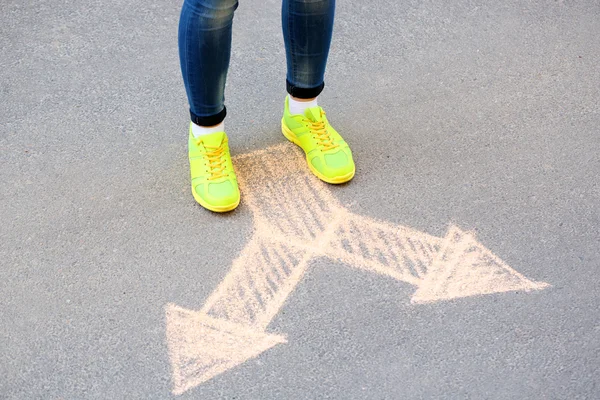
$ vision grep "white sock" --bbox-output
[191,121,225,138]
[288,95,318,116]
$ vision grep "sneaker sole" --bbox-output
[281,119,355,184]
[191,188,240,213]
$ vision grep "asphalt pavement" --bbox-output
[1,0,599,398]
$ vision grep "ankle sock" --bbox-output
[288,95,318,116]
[191,121,225,138]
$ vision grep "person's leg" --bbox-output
[282,0,334,111]
[179,0,240,212]
[179,0,238,130]
[281,0,355,184]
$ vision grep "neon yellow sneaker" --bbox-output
[188,124,240,212]
[281,96,355,184]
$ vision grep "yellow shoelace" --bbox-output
[197,140,228,180]
[309,118,339,152]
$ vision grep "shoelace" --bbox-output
[197,139,228,180]
[308,113,339,151]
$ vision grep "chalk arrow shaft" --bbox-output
[324,213,442,286]
[200,236,312,331]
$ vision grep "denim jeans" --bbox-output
[178,0,335,126]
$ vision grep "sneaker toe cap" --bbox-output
[312,149,355,177]
[194,180,239,206]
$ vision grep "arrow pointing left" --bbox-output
[165,306,286,396]
[165,235,318,395]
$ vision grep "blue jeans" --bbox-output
[178,0,335,126]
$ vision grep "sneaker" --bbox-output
[281,96,355,184]
[188,123,240,212]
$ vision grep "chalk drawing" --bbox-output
[165,143,550,395]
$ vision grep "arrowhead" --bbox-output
[165,304,286,395]
[411,226,550,304]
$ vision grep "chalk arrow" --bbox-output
[410,225,550,303]
[166,235,315,394]
[166,143,550,394]
[322,215,550,304]
[165,305,286,396]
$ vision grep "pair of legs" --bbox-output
[179,0,355,212]
[178,0,335,126]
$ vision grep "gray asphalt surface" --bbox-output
[2,0,599,398]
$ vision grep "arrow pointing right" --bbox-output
[320,215,550,304]
[411,225,550,303]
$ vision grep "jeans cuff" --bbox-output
[190,107,227,126]
[286,80,325,99]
